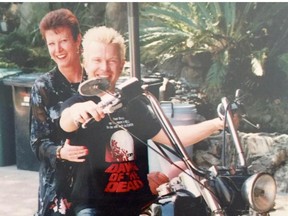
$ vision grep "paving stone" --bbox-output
[0,165,287,216]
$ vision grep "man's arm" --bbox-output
[60,100,105,132]
[152,117,223,147]
[60,106,81,132]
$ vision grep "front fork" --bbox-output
[144,91,225,216]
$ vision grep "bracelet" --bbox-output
[56,146,63,159]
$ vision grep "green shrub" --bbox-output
[0,31,52,71]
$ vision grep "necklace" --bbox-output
[70,67,86,91]
[67,66,85,84]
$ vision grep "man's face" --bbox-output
[84,42,125,92]
[45,27,81,69]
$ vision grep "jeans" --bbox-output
[76,208,97,216]
[76,207,140,216]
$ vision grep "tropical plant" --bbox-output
[139,2,288,100]
[139,2,288,132]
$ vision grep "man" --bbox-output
[59,26,224,216]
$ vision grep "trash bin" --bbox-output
[0,68,22,166]
[3,72,43,171]
[148,102,198,172]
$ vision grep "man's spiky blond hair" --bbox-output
[82,26,126,61]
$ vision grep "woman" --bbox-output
[30,8,88,216]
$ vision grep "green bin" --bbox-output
[0,68,22,166]
[3,72,43,171]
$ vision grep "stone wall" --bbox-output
[193,132,288,193]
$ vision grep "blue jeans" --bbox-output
[76,208,97,216]
[76,207,140,216]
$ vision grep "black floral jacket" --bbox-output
[30,67,86,216]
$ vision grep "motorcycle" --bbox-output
[78,77,277,216]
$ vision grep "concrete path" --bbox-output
[0,165,38,216]
[271,193,288,216]
[0,165,287,216]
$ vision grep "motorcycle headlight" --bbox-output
[241,173,276,213]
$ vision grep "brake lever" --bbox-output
[81,93,123,129]
[241,115,260,129]
[81,103,123,129]
[79,77,144,129]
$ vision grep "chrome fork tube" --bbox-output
[221,97,246,167]
[144,91,224,215]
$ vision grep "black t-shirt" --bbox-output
[60,94,162,214]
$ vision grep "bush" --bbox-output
[240,97,288,134]
[0,31,52,71]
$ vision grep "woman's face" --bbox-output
[45,26,81,69]
[83,42,125,92]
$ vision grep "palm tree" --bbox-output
[139,2,288,104]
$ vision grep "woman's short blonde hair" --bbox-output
[82,26,126,61]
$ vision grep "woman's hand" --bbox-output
[59,139,89,162]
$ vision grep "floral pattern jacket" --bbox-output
[30,67,86,216]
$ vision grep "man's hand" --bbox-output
[147,171,169,195]
[69,100,105,125]
[60,100,105,132]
